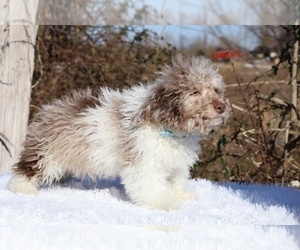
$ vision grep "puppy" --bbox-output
[8,55,230,210]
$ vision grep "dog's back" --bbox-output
[8,87,125,193]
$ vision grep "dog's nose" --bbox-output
[213,101,226,114]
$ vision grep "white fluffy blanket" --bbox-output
[0,174,299,249]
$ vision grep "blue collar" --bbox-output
[159,127,189,139]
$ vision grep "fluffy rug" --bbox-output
[0,174,299,249]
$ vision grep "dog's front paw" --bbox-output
[139,196,182,211]
[148,200,181,211]
[174,190,198,201]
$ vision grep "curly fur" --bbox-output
[8,55,231,210]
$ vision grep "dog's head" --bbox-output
[135,55,231,135]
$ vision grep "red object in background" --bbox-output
[211,50,243,61]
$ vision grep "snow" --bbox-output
[0,174,299,249]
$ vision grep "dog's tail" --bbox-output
[7,174,39,195]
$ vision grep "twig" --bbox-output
[226,80,287,88]
[257,94,289,107]
[0,132,12,157]
[282,121,290,186]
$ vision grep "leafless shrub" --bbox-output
[31,26,176,118]
[192,26,300,186]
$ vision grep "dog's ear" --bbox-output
[132,55,192,128]
[132,84,182,128]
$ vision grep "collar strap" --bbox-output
[159,127,189,139]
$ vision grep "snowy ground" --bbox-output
[0,174,299,250]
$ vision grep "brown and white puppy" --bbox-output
[8,55,230,210]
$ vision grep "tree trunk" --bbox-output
[0,1,39,173]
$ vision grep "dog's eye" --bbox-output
[214,88,221,94]
[190,90,200,96]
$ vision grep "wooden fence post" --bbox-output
[0,0,39,173]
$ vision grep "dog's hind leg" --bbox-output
[8,152,43,195]
[8,151,66,195]
[8,174,39,195]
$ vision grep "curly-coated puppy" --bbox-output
[8,55,230,210]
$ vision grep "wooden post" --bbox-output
[0,0,39,173]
